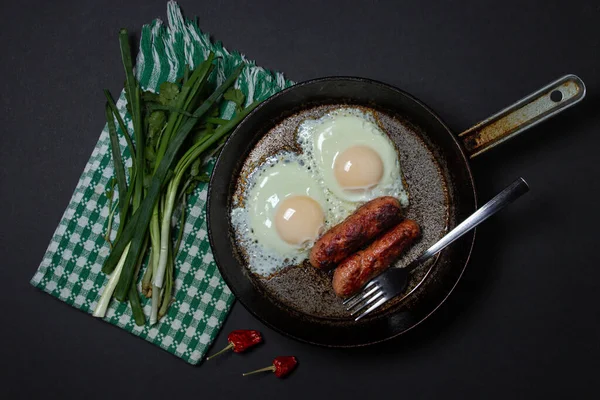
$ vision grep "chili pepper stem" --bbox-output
[206,343,234,360]
[242,365,276,376]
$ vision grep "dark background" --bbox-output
[2,0,599,398]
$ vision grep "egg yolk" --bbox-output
[334,145,384,190]
[274,196,325,246]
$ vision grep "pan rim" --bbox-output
[207,75,478,347]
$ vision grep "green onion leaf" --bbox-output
[105,103,128,219]
[107,63,245,299]
[104,90,136,164]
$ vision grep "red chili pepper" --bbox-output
[206,330,263,360]
[243,356,298,378]
[272,356,298,377]
[228,330,262,353]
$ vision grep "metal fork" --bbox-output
[344,177,530,321]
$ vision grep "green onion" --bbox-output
[128,234,148,326]
[103,178,118,247]
[173,195,186,257]
[104,90,136,165]
[95,28,259,324]
[93,244,130,317]
[104,63,242,286]
[105,104,128,218]
[158,247,174,320]
[152,101,259,291]
[102,56,221,275]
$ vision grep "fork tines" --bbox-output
[343,282,389,321]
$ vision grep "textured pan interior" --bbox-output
[208,77,477,346]
[231,105,449,319]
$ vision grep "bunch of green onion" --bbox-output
[93,29,257,325]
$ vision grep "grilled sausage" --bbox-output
[309,196,403,270]
[332,219,421,298]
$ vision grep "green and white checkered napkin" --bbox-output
[30,1,293,364]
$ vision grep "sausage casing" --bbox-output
[309,196,403,270]
[332,219,421,298]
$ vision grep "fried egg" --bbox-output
[297,108,409,206]
[231,153,351,276]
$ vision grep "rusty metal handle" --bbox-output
[459,75,586,158]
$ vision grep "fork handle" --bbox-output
[408,178,530,271]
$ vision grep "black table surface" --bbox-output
[2,1,599,398]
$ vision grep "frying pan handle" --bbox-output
[459,75,586,158]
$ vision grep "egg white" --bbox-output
[231,152,352,276]
[297,107,409,206]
